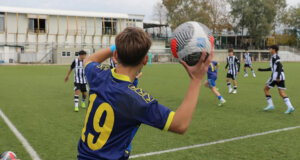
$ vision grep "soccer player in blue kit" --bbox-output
[78,27,213,160]
[204,61,226,106]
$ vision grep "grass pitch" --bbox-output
[0,62,299,160]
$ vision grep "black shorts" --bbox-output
[244,64,252,68]
[74,83,87,92]
[267,80,286,90]
[226,73,236,80]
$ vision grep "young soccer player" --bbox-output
[64,50,88,112]
[78,27,213,160]
[225,48,240,94]
[258,45,295,114]
[204,61,226,106]
[243,48,256,77]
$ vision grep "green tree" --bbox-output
[162,0,232,33]
[229,0,285,48]
[282,4,300,47]
[207,0,233,33]
[162,0,211,30]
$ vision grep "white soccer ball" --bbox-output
[0,151,18,160]
[171,21,214,66]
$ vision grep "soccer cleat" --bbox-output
[284,107,295,114]
[229,88,233,93]
[232,90,237,94]
[218,99,226,107]
[253,73,256,77]
[74,107,79,112]
[81,102,86,109]
[244,74,248,77]
[264,105,274,111]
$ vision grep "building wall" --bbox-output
[0,12,143,64]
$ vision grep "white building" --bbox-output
[0,6,144,64]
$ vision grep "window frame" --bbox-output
[102,18,117,35]
[28,17,46,33]
[0,12,5,32]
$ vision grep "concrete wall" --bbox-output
[278,51,300,61]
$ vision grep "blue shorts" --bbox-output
[207,79,216,88]
[133,78,139,87]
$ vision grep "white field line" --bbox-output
[131,125,300,159]
[0,109,42,160]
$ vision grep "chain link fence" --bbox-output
[1,44,300,64]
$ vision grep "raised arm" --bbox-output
[168,51,213,134]
[84,45,115,67]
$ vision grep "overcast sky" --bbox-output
[0,0,298,20]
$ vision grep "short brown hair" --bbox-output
[115,27,152,66]
[79,50,87,55]
[228,48,233,52]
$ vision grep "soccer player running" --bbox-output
[204,61,226,106]
[64,50,88,112]
[258,45,295,114]
[225,48,240,94]
[78,27,214,160]
[243,48,256,77]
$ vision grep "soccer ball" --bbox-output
[171,21,214,66]
[0,151,18,160]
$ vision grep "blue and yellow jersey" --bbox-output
[207,61,218,80]
[78,62,175,160]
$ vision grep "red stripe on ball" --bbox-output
[209,36,214,53]
[171,38,179,58]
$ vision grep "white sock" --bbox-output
[75,95,79,107]
[284,97,293,109]
[266,95,274,106]
[234,86,237,91]
[252,70,255,74]
[227,83,231,90]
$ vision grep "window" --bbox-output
[102,18,117,35]
[75,52,79,56]
[62,52,71,57]
[0,13,4,32]
[29,18,46,33]
[127,19,136,27]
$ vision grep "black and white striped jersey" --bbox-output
[225,56,240,76]
[70,58,87,84]
[244,53,252,64]
[258,54,285,81]
[110,58,117,69]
